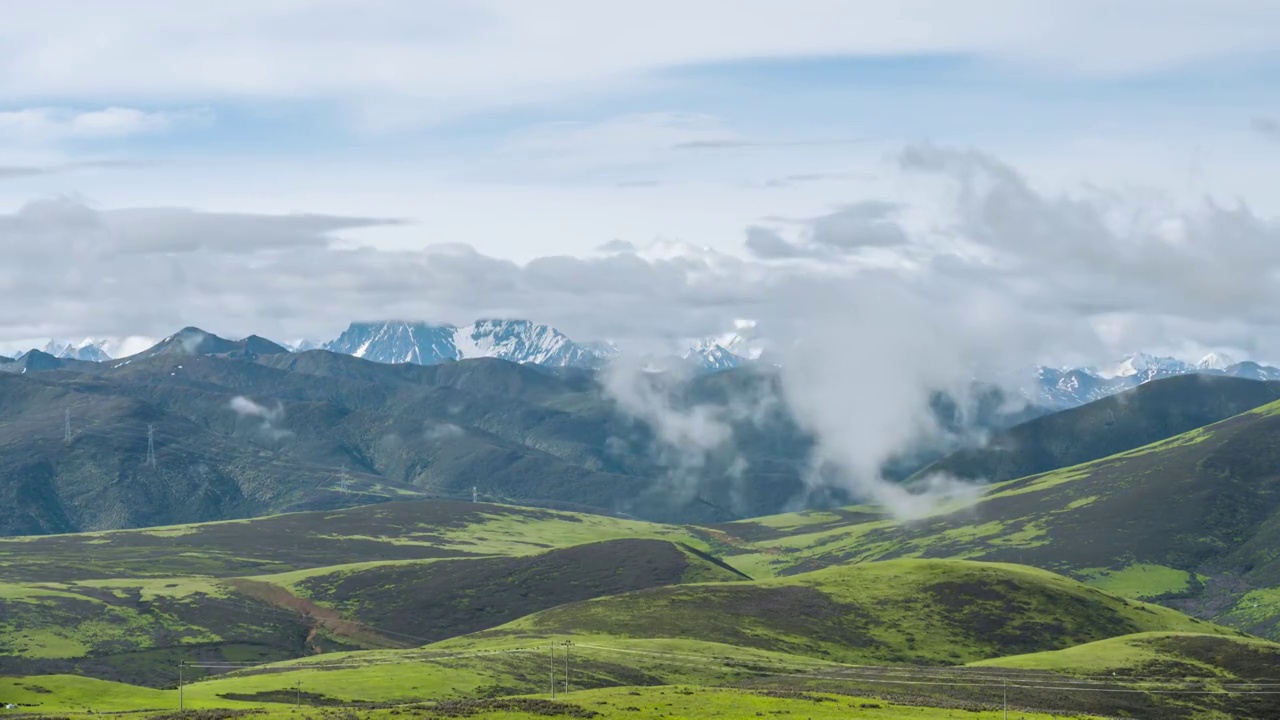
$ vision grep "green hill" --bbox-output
[718,398,1280,641]
[0,500,710,581]
[914,374,1280,485]
[0,503,729,686]
[974,631,1280,679]
[439,559,1236,665]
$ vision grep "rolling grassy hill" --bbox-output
[0,502,737,686]
[716,397,1280,641]
[0,500,711,581]
[0,676,1110,719]
[3,497,1277,718]
[438,559,1237,665]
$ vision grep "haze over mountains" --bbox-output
[7,319,1277,411]
[4,320,1280,541]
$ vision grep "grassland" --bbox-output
[0,501,713,582]
[434,559,1237,666]
[708,399,1280,646]
[1,679,1114,719]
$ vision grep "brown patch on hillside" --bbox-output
[221,578,410,652]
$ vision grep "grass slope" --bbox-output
[0,533,740,686]
[0,678,1108,719]
[243,538,747,648]
[717,398,1280,640]
[974,631,1280,679]
[438,559,1235,665]
[0,501,710,581]
[975,632,1280,719]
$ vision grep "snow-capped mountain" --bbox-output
[1196,351,1237,371]
[41,338,113,362]
[284,338,324,352]
[1034,352,1280,408]
[1092,352,1192,381]
[15,337,159,363]
[681,320,768,372]
[683,339,751,372]
[322,320,611,368]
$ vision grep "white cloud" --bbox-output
[0,107,207,144]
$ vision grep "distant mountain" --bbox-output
[683,340,751,372]
[0,349,101,374]
[284,338,324,352]
[117,327,290,364]
[1033,352,1280,409]
[916,374,1280,485]
[322,319,609,368]
[42,338,112,362]
[0,331,1048,535]
[1196,351,1237,371]
[1221,360,1280,382]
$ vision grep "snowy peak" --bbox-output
[42,338,112,362]
[1094,352,1189,380]
[322,319,610,368]
[683,339,751,372]
[1197,351,1238,371]
[324,321,459,364]
[457,319,607,367]
[1033,350,1280,409]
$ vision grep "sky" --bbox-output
[2,0,1280,366]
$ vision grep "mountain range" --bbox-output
[0,325,1060,536]
[6,321,1280,412]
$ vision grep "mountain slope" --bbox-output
[444,559,1235,665]
[721,398,1280,640]
[0,535,740,686]
[916,374,1280,484]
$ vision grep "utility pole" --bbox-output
[1003,677,1008,720]
[550,643,556,699]
[178,661,184,712]
[146,424,156,468]
[563,640,572,694]
[64,408,71,443]
[295,677,301,708]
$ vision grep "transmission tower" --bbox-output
[64,408,71,443]
[145,424,156,468]
[472,485,478,504]
[338,464,349,492]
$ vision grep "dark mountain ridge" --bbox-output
[0,326,1052,536]
[915,374,1280,484]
